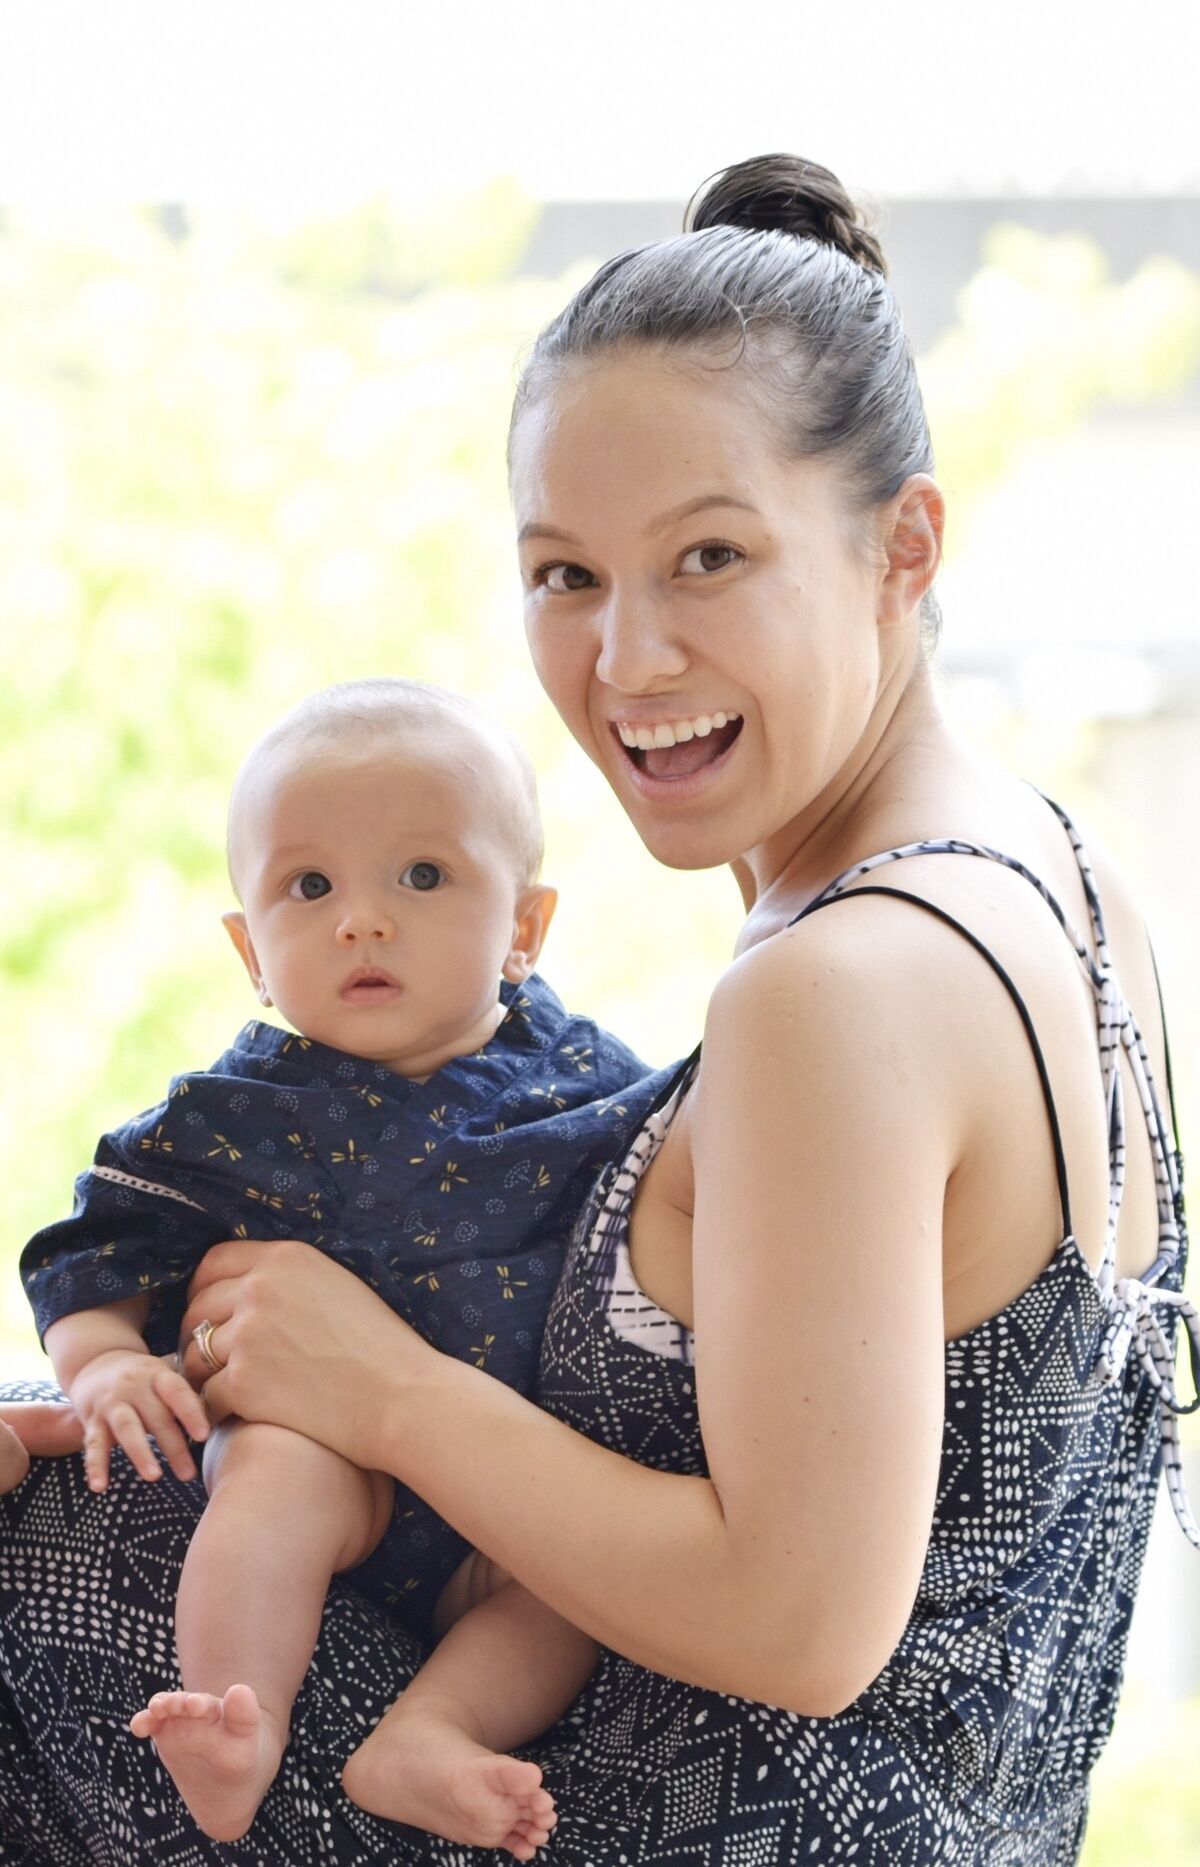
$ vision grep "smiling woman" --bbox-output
[0,153,1194,1867]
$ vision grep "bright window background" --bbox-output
[2,6,1198,1858]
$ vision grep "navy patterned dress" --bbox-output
[1,804,1195,1864]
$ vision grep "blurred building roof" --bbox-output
[522,198,1200,354]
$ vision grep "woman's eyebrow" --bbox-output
[646,494,760,535]
[517,520,578,546]
[518,495,760,548]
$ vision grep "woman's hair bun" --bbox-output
[684,154,887,278]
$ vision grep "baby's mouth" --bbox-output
[341,967,402,1003]
[615,711,743,780]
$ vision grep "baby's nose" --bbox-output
[336,902,396,943]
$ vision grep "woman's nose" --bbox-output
[594,590,689,692]
[335,900,396,945]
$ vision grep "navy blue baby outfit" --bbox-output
[21,973,669,1633]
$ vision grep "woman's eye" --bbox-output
[538,562,597,594]
[679,543,741,575]
[401,861,444,892]
[288,871,332,901]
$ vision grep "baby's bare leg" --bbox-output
[130,1420,392,1843]
[342,1551,595,1860]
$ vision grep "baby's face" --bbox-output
[225,739,546,1078]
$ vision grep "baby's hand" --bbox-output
[67,1349,210,1493]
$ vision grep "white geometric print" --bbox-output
[0,801,1191,1863]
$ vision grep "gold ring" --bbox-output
[191,1319,223,1374]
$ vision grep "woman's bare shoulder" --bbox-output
[701,885,979,1121]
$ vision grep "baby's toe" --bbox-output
[221,1684,260,1736]
[511,1812,554,1846]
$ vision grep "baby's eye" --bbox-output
[289,871,332,901]
[678,543,742,576]
[537,562,597,594]
[401,861,444,892]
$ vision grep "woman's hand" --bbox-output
[178,1239,438,1470]
[0,1402,85,1491]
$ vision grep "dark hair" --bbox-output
[511,154,940,644]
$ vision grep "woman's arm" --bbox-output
[185,905,955,1714]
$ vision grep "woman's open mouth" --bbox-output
[614,710,743,783]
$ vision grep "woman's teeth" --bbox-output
[617,711,740,751]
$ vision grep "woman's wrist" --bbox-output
[364,1332,466,1480]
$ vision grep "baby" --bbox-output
[22,679,667,1856]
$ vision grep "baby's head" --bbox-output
[223,680,556,1079]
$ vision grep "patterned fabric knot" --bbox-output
[1097,1271,1200,1547]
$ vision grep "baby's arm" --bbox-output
[45,1299,210,1493]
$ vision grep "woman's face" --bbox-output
[512,353,913,879]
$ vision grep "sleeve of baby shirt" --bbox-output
[20,1113,231,1359]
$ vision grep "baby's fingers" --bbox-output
[83,1422,114,1494]
[135,1394,199,1485]
[152,1365,210,1444]
[106,1403,163,1483]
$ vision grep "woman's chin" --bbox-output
[618,805,752,874]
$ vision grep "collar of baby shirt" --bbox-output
[213,973,574,1126]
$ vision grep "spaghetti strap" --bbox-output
[1039,791,1114,967]
[1149,940,1185,1200]
[797,883,1075,1246]
[788,807,1200,1550]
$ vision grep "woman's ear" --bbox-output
[501,885,559,984]
[222,911,273,1006]
[879,475,944,626]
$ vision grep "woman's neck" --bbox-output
[731,661,971,950]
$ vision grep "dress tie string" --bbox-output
[1089,949,1199,1548]
[1097,1272,1200,1549]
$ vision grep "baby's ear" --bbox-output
[501,885,558,983]
[222,911,273,1006]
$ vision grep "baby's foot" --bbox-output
[129,1684,285,1842]
[342,1713,557,1862]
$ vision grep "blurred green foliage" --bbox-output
[2,193,1198,1350]
[0,190,750,1354]
[922,222,1200,498]
[0,190,1197,1853]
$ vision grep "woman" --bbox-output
[2,154,1195,1865]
